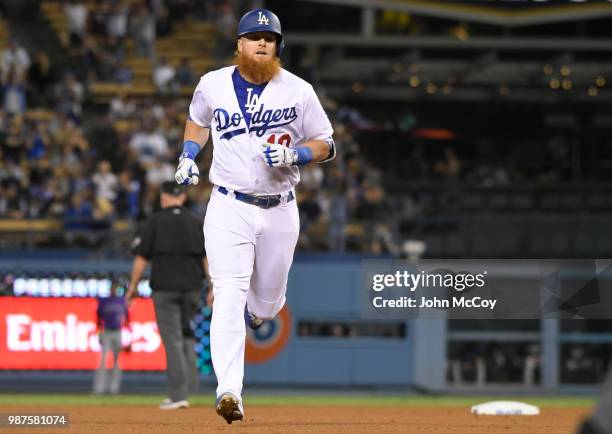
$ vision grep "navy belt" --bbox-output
[217,186,294,209]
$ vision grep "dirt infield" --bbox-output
[0,405,590,434]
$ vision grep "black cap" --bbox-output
[160,181,186,196]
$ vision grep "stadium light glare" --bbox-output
[409,76,420,87]
[543,64,553,75]
[550,78,560,89]
[561,65,571,77]
[562,79,572,90]
[588,86,599,97]
[596,76,606,87]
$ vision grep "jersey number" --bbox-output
[267,134,291,147]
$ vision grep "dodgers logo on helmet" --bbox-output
[237,8,285,56]
[257,11,269,25]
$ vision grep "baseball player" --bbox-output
[174,8,335,424]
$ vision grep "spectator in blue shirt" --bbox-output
[63,192,94,230]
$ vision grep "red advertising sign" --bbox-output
[0,297,166,370]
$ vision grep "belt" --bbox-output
[217,186,294,209]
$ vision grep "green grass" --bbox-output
[0,394,597,408]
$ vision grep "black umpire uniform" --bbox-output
[127,181,207,408]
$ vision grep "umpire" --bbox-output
[126,181,207,410]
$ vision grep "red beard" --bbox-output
[234,51,282,84]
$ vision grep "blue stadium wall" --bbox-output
[0,256,417,388]
[247,260,414,387]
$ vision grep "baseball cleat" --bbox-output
[159,398,189,410]
[244,306,264,330]
[215,392,244,424]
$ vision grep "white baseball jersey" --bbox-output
[188,66,333,195]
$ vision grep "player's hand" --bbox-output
[262,143,297,168]
[175,156,200,185]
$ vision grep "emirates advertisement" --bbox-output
[0,297,166,370]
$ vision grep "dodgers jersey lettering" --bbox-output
[232,69,267,127]
[189,66,333,195]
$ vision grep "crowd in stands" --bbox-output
[0,2,598,256]
[63,0,251,89]
[294,98,399,254]
[0,0,400,254]
[65,0,188,85]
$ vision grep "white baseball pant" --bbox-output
[204,186,299,399]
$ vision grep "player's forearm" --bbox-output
[127,255,148,299]
[183,119,210,154]
[303,139,332,163]
[303,137,336,163]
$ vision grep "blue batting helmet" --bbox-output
[237,9,285,56]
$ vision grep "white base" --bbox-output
[471,401,540,416]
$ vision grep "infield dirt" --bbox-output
[0,405,590,433]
